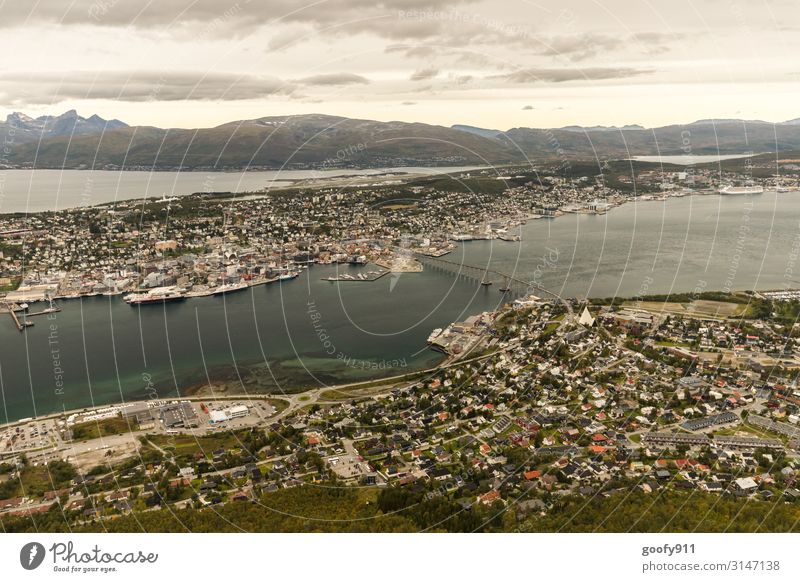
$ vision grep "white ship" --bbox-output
[718,185,764,195]
[212,282,249,295]
[124,287,186,305]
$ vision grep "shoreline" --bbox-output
[2,188,796,424]
[0,164,488,216]
[0,186,762,306]
[0,277,788,429]
[0,347,461,433]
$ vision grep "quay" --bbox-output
[26,306,62,317]
[7,306,23,331]
[1,301,62,331]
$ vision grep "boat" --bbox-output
[125,288,186,305]
[212,282,249,295]
[481,280,493,286]
[278,271,299,282]
[718,185,764,195]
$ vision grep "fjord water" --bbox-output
[459,191,798,299]
[0,265,506,423]
[0,167,482,214]
[1,191,798,422]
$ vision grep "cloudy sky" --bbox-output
[0,0,797,129]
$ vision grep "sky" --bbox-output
[0,0,797,130]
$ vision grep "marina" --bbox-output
[0,300,61,331]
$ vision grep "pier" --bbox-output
[6,305,23,331]
[1,301,61,331]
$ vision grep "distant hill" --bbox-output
[3,113,521,169]
[5,111,800,169]
[478,118,800,160]
[450,124,505,140]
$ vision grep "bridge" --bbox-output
[413,253,572,313]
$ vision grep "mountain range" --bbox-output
[3,110,800,170]
[2,110,127,143]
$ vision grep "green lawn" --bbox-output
[70,417,139,441]
[148,432,245,459]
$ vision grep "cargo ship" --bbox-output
[718,185,764,195]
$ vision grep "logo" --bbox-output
[20,542,46,570]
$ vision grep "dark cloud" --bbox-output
[0,71,293,105]
[492,66,652,83]
[295,73,370,85]
[410,67,439,81]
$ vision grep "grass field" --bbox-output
[148,432,245,459]
[624,299,748,319]
[70,417,139,441]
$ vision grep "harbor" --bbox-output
[4,191,800,423]
[0,300,61,331]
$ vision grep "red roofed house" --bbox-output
[479,490,501,505]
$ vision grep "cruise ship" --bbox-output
[718,185,764,195]
[124,287,186,305]
[212,282,249,295]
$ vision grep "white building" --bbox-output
[225,405,249,419]
[209,410,228,424]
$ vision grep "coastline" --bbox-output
[2,187,797,425]
[0,347,460,432]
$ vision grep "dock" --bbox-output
[1,301,61,331]
[7,307,23,331]
[26,307,62,317]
